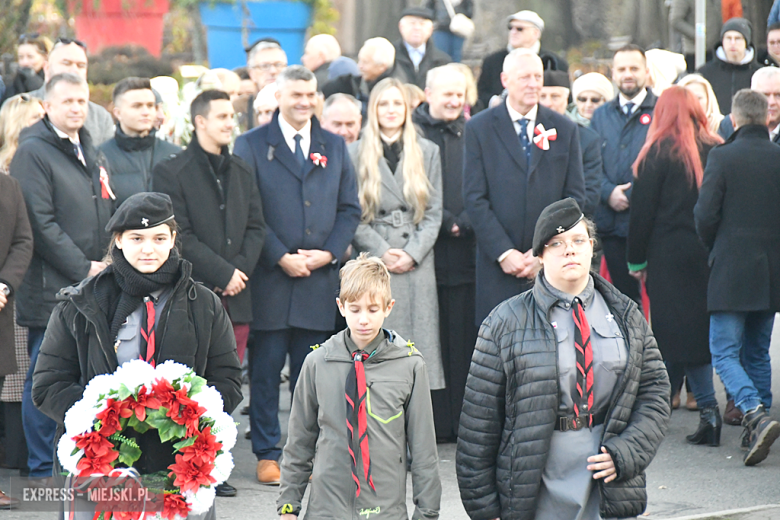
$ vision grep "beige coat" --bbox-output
[348,137,445,389]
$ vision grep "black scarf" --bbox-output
[94,244,181,342]
[114,126,157,152]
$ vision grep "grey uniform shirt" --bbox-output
[535,274,634,520]
[114,288,172,365]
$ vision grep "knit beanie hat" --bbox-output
[572,73,615,103]
[721,17,752,45]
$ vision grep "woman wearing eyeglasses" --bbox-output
[569,72,615,127]
[627,86,724,446]
[457,197,670,520]
[2,35,51,103]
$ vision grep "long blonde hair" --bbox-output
[677,74,724,135]
[357,78,430,224]
[0,94,44,172]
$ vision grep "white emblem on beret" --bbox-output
[556,226,564,233]
[141,218,149,227]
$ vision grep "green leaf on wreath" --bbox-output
[118,383,133,401]
[117,439,142,467]
[159,423,186,443]
[172,436,198,451]
[127,414,151,434]
[188,376,206,396]
[146,408,173,429]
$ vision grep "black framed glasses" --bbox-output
[55,37,88,52]
[577,96,604,104]
[508,25,526,32]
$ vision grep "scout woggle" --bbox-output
[533,124,557,150]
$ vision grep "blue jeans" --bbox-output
[666,362,718,409]
[249,328,330,461]
[709,312,775,414]
[433,30,465,62]
[22,327,57,478]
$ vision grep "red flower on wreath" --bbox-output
[76,448,118,476]
[165,389,207,437]
[96,398,133,437]
[152,379,177,410]
[181,427,222,465]
[73,431,114,459]
[125,385,161,422]
[168,454,216,494]
[159,492,191,520]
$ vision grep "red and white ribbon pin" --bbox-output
[533,124,557,150]
[99,167,116,200]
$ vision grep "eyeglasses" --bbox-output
[19,93,32,102]
[544,236,593,255]
[19,33,40,42]
[577,96,604,104]
[55,37,87,51]
[508,25,527,32]
[250,62,287,71]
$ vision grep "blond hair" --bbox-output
[357,78,430,224]
[449,63,478,106]
[0,94,44,172]
[677,74,724,134]
[339,252,392,307]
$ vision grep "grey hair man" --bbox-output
[248,41,288,91]
[320,93,362,144]
[29,40,114,144]
[718,66,780,141]
[301,34,342,89]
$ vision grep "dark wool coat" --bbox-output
[697,46,761,114]
[627,142,714,365]
[456,274,671,520]
[11,118,114,328]
[392,39,452,90]
[476,48,569,108]
[99,127,181,206]
[694,125,780,312]
[0,174,33,376]
[32,260,242,475]
[153,136,266,324]
[413,103,475,287]
[321,68,395,121]
[233,112,361,332]
[579,123,604,218]
[463,103,585,325]
[590,89,657,239]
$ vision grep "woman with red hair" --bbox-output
[627,86,723,446]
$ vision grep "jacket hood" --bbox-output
[321,328,422,363]
[412,102,465,133]
[713,45,756,67]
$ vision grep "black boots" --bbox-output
[686,406,722,446]
[742,405,780,466]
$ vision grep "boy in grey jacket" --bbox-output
[278,253,441,520]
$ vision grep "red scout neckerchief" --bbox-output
[345,350,375,496]
[572,299,594,427]
[140,297,156,367]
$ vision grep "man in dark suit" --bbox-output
[718,66,780,143]
[233,65,362,485]
[463,48,585,326]
[392,7,452,89]
[694,89,780,466]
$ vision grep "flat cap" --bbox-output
[106,192,175,233]
[400,7,434,21]
[544,69,570,89]
[532,198,584,257]
[244,36,282,54]
[507,10,545,32]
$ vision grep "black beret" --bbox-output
[106,192,175,233]
[244,36,282,54]
[400,7,435,21]
[532,198,584,257]
[544,69,570,89]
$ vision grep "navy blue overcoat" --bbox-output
[234,112,361,331]
[463,102,586,325]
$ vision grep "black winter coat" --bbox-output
[694,125,780,312]
[392,39,452,90]
[11,118,114,328]
[456,274,670,520]
[477,48,569,108]
[579,123,603,218]
[590,89,657,238]
[153,136,266,324]
[32,259,242,474]
[697,47,761,114]
[413,103,475,286]
[322,69,395,121]
[99,127,181,206]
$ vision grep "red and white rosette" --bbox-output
[58,360,237,520]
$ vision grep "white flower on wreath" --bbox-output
[154,360,193,387]
[183,485,216,515]
[82,374,117,407]
[191,386,223,415]
[64,400,97,436]
[211,452,234,485]
[114,359,156,393]
[210,411,237,452]
[57,435,82,475]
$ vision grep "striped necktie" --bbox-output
[345,350,375,496]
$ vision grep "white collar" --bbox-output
[278,113,312,142]
[51,123,80,144]
[405,41,426,55]
[619,88,648,109]
[506,100,538,123]
[508,41,541,55]
[716,46,755,65]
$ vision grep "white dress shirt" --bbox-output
[278,114,312,158]
[506,100,538,141]
[771,123,780,142]
[405,41,427,70]
[52,124,86,166]
[618,88,648,115]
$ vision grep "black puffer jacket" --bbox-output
[456,274,670,520]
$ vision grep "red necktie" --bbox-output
[345,350,375,496]
[140,297,156,367]
[572,299,594,427]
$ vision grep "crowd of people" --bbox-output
[0,2,779,519]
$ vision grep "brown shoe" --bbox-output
[724,399,744,426]
[0,490,20,510]
[672,391,681,410]
[257,460,281,486]
[686,392,698,411]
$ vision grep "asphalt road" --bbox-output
[2,318,779,520]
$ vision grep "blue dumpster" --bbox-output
[199,1,312,70]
